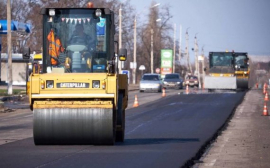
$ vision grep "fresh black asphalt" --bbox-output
[0,91,245,168]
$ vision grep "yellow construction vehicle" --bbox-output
[23,6,128,145]
[26,53,42,94]
[204,52,249,91]
[234,52,250,89]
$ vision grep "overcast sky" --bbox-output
[128,0,270,58]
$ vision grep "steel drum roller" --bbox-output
[237,78,249,89]
[33,108,115,145]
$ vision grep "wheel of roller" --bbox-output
[116,93,125,142]
[237,78,249,90]
[33,108,116,145]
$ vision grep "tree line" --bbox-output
[0,0,187,82]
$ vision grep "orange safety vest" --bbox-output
[47,30,64,65]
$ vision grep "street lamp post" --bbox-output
[179,24,182,63]
[173,24,176,73]
[151,28,154,73]
[194,34,201,88]
[133,3,160,81]
[185,27,192,74]
[132,17,137,84]
[150,18,161,74]
[7,0,12,95]
[201,46,205,88]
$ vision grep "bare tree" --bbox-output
[0,0,29,53]
[1,0,177,80]
[136,1,174,77]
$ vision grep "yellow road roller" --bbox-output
[24,7,128,145]
[204,51,249,91]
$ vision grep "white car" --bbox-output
[139,73,163,92]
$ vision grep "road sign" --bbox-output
[161,67,172,75]
[0,20,31,34]
[139,65,145,71]
[130,62,137,69]
[121,70,130,84]
[161,49,173,78]
[155,68,160,73]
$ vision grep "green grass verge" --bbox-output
[0,89,26,96]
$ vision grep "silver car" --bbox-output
[139,73,163,92]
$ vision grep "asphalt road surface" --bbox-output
[0,89,245,168]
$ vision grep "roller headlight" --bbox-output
[46,80,54,88]
[92,80,100,88]
[102,81,106,89]
[49,9,55,16]
[177,82,180,84]
[41,80,45,89]
[95,9,102,17]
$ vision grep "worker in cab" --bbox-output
[69,24,95,50]
[47,29,64,66]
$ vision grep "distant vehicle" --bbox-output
[140,73,163,92]
[183,75,199,87]
[163,73,183,89]
[204,52,249,91]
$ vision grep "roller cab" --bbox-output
[28,7,128,145]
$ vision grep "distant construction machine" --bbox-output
[24,5,128,145]
[204,51,249,91]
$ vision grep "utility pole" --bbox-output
[118,5,122,73]
[149,2,160,74]
[194,35,197,76]
[195,34,201,88]
[133,3,159,82]
[173,24,176,73]
[179,24,182,64]
[0,36,2,81]
[202,46,205,89]
[185,28,192,74]
[185,30,188,72]
[151,28,154,73]
[133,16,137,84]
[7,0,13,95]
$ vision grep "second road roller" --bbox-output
[204,51,250,91]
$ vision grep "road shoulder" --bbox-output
[195,89,270,168]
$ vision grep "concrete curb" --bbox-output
[0,101,4,108]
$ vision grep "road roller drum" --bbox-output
[237,78,249,89]
[33,108,115,145]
